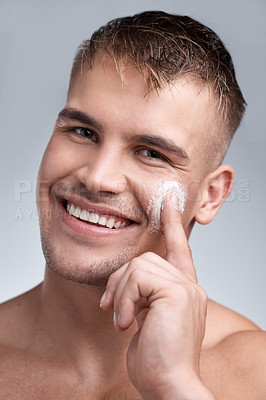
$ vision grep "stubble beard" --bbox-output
[40,224,138,287]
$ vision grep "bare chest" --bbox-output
[0,384,142,400]
[0,375,142,400]
[0,353,142,400]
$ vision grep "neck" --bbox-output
[37,266,136,366]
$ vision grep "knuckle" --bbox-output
[198,285,208,303]
[189,283,208,308]
[173,281,206,303]
[142,251,157,260]
[129,268,143,283]
[127,257,143,272]
[133,252,155,263]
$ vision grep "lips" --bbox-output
[66,202,132,229]
[51,183,142,237]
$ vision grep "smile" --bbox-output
[65,202,132,229]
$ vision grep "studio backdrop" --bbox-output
[1,0,265,328]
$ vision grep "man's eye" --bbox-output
[75,127,98,142]
[137,148,167,161]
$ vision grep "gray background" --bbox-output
[1,0,265,328]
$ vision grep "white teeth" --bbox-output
[88,213,99,224]
[69,203,75,215]
[66,203,130,229]
[106,218,115,229]
[114,221,121,229]
[80,209,89,221]
[72,206,81,218]
[98,216,107,226]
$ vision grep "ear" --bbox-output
[195,165,234,225]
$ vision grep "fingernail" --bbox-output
[165,192,179,210]
[100,290,106,308]
[113,311,120,327]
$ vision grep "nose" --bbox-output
[75,146,128,195]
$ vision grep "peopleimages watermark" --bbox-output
[13,178,251,221]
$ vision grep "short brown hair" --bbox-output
[70,11,246,164]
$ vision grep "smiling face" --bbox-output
[37,57,221,286]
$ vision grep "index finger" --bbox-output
[161,192,197,282]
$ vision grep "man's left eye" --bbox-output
[137,148,166,161]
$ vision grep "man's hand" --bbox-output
[100,194,214,400]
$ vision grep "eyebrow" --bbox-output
[57,108,190,164]
[128,134,190,164]
[57,108,103,132]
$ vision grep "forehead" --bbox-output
[68,58,218,164]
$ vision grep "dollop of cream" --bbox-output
[146,180,186,233]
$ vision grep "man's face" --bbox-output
[37,58,217,285]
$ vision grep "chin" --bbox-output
[40,229,139,286]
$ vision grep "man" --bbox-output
[0,10,265,399]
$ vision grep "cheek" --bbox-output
[184,180,204,215]
[36,136,81,207]
[134,179,187,233]
[148,180,187,233]
[128,179,158,223]
[37,136,80,183]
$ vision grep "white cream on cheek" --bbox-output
[146,180,187,233]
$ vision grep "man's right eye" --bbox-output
[74,127,98,142]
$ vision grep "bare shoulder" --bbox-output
[0,285,41,347]
[202,329,266,399]
[204,299,260,348]
[201,300,266,399]
[0,291,35,396]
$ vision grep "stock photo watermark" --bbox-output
[13,178,251,221]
